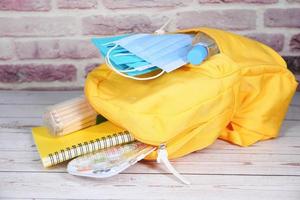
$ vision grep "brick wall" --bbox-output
[0,0,299,90]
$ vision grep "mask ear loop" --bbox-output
[105,44,165,81]
[104,20,172,81]
[154,18,172,35]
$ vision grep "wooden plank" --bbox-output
[0,92,298,118]
[1,102,299,120]
[0,128,300,154]
[0,90,82,105]
[1,149,299,176]
[0,104,298,129]
[0,91,298,200]
[0,92,298,129]
[0,172,299,200]
[0,105,47,118]
[280,121,300,137]
[291,92,300,106]
[0,127,31,133]
[1,120,299,136]
[0,117,42,129]
[286,104,300,120]
[0,90,298,105]
[0,131,36,151]
[0,123,299,176]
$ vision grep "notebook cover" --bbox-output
[32,121,134,167]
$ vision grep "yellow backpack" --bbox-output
[85,27,297,163]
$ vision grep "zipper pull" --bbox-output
[156,144,191,185]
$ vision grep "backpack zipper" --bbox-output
[156,144,190,185]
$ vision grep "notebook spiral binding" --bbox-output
[43,131,134,167]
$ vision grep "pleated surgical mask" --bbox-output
[92,35,161,80]
[92,33,194,80]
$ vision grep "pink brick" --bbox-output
[199,0,277,3]
[198,0,222,2]
[102,0,192,9]
[15,39,100,59]
[247,33,284,52]
[0,0,51,11]
[290,33,300,52]
[82,15,160,35]
[16,40,60,59]
[0,64,76,83]
[0,17,78,37]
[264,9,300,28]
[176,10,256,30]
[59,39,100,59]
[0,39,14,60]
[57,0,97,9]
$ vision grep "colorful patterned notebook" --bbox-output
[32,121,134,167]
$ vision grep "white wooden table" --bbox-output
[0,90,299,200]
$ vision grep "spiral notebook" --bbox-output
[32,121,135,167]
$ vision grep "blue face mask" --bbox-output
[152,45,190,72]
[140,36,193,72]
[92,35,151,73]
[92,33,193,80]
[115,34,149,47]
[121,34,191,59]
[119,34,171,55]
[91,34,129,56]
[92,34,161,80]
[116,34,193,72]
